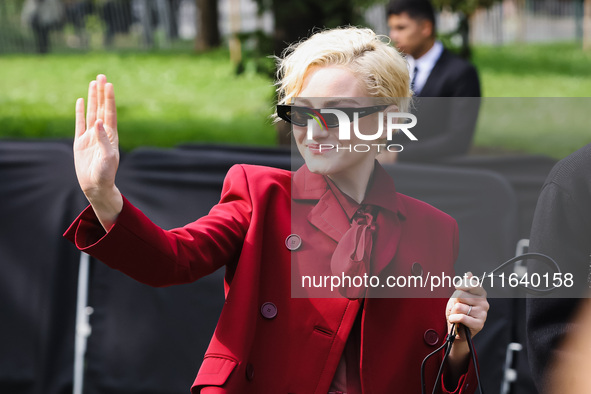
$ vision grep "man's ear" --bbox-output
[420,19,434,39]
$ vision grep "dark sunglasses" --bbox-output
[276,104,388,128]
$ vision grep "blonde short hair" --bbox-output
[276,27,411,111]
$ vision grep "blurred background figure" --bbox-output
[381,0,481,163]
[387,0,480,97]
[129,0,180,49]
[166,0,182,40]
[99,0,132,48]
[21,0,65,53]
[63,0,92,48]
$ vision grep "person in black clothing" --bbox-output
[526,143,591,392]
[23,0,64,53]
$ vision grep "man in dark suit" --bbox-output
[384,0,481,162]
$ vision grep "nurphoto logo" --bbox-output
[306,109,418,153]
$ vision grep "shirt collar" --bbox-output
[407,40,444,71]
[325,177,360,221]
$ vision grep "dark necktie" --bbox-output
[410,65,418,93]
[330,205,377,299]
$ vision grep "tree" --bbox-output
[195,0,220,51]
[585,0,591,50]
[255,0,379,57]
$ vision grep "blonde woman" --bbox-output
[65,27,488,393]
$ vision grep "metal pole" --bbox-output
[73,253,92,394]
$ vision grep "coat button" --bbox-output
[245,363,255,381]
[261,302,277,319]
[285,234,302,251]
[411,262,423,277]
[424,329,439,346]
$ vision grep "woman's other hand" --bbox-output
[444,272,489,383]
[446,272,489,341]
[74,74,123,230]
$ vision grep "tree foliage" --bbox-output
[254,0,382,56]
[432,0,502,59]
[432,0,500,16]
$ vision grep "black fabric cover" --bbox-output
[441,155,557,240]
[0,140,85,394]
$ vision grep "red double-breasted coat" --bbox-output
[65,163,477,393]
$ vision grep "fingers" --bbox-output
[447,298,489,339]
[96,74,106,123]
[86,80,97,128]
[452,272,487,297]
[449,300,487,319]
[85,75,112,135]
[447,271,489,338]
[104,82,117,132]
[451,289,488,303]
[94,119,112,155]
[75,98,85,138]
[448,289,489,317]
[447,303,488,337]
[447,311,484,333]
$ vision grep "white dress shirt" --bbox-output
[406,40,444,95]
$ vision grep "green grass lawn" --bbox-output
[0,50,277,150]
[471,43,591,158]
[0,43,589,158]
[473,42,591,97]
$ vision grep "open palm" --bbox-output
[74,74,123,229]
[74,74,119,195]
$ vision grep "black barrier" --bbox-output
[0,140,85,394]
[177,143,293,163]
[441,155,557,241]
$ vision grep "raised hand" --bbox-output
[74,74,123,230]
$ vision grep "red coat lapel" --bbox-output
[292,165,351,243]
[292,163,408,276]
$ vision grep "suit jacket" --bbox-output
[526,143,591,392]
[64,163,477,393]
[418,48,480,98]
[394,48,481,162]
